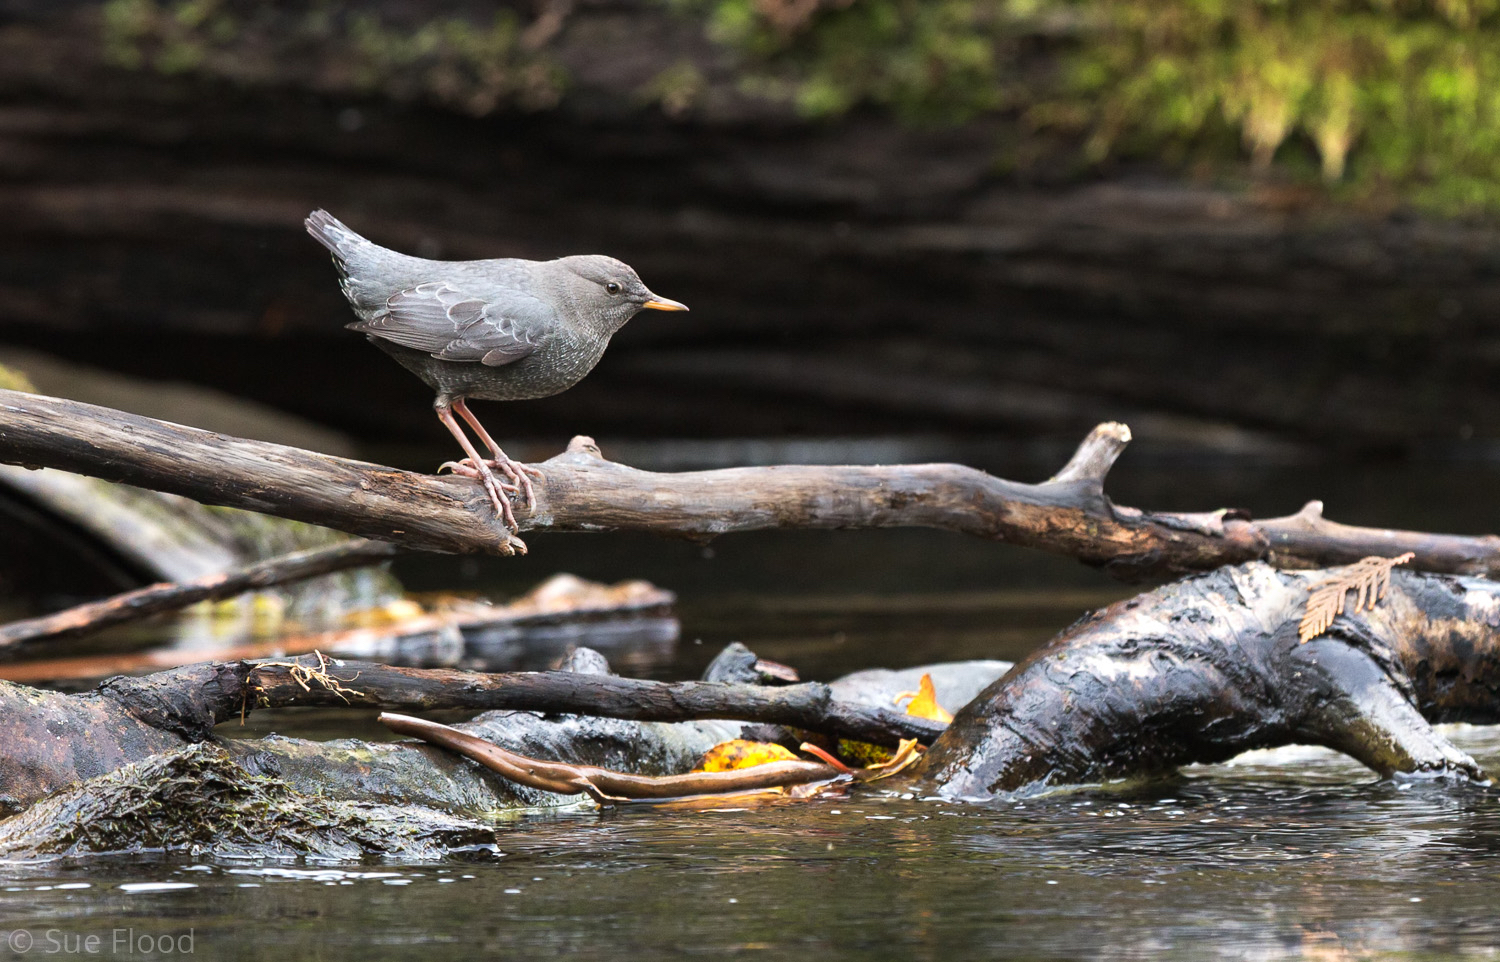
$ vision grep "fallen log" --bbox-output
[0,539,401,657]
[3,390,1498,579]
[0,652,944,808]
[914,563,1500,798]
[0,571,675,679]
[0,654,1003,857]
[236,658,945,747]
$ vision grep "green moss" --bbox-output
[0,744,494,859]
[679,0,1500,211]
[95,0,1500,209]
[98,0,565,114]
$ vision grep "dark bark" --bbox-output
[235,658,947,747]
[4,390,1499,578]
[915,564,1500,798]
[0,539,400,655]
[0,654,942,808]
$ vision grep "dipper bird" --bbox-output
[305,210,687,530]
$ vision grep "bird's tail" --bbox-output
[304,209,367,265]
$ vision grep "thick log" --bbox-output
[0,645,958,815]
[0,539,400,656]
[915,564,1500,798]
[3,390,1499,578]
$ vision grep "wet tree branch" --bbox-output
[107,654,947,747]
[2,389,1498,579]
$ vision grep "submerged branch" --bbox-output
[2,390,1498,578]
[380,712,841,802]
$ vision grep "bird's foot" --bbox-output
[489,457,542,511]
[439,459,521,494]
[439,460,519,531]
[452,455,542,511]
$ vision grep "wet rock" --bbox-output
[0,743,496,860]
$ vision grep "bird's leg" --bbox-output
[450,398,544,509]
[434,399,519,530]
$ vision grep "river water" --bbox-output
[4,450,1500,959]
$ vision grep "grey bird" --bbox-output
[305,209,687,530]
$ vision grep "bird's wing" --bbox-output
[351,282,549,367]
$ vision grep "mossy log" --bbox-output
[0,654,1000,857]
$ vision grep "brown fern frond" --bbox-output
[1298,552,1415,643]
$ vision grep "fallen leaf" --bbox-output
[694,739,799,772]
[894,673,954,724]
[855,739,924,782]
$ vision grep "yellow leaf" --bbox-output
[855,739,924,783]
[693,739,799,772]
[894,673,954,724]
[343,598,427,628]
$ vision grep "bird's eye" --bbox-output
[605,282,623,295]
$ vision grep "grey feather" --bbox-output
[349,282,550,367]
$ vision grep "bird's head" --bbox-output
[553,255,688,334]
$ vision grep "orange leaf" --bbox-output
[894,673,954,724]
[693,739,799,772]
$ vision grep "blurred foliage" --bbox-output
[0,364,35,393]
[679,0,1500,211]
[100,0,566,113]
[91,0,1500,209]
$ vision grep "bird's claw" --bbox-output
[437,459,520,531]
[478,468,519,531]
[461,455,542,511]
[439,459,520,494]
[438,456,546,533]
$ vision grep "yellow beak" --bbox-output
[642,295,689,312]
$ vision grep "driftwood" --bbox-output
[0,654,1000,856]
[4,560,1500,853]
[0,653,944,808]
[915,563,1500,798]
[380,712,842,803]
[0,539,400,657]
[0,567,675,678]
[3,390,1498,579]
[236,658,944,746]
